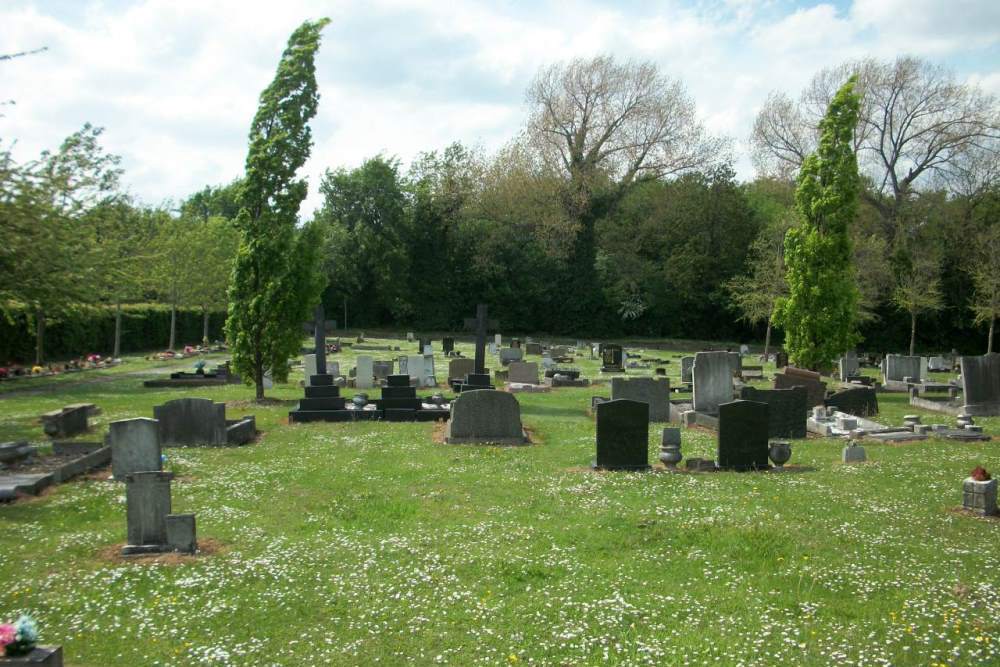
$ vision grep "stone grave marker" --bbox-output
[525,342,543,356]
[774,367,827,407]
[373,360,393,380]
[153,398,255,446]
[40,405,90,439]
[122,471,197,555]
[611,377,670,422]
[681,356,694,384]
[824,386,879,417]
[500,348,524,366]
[445,390,526,445]
[110,418,162,481]
[838,352,859,379]
[960,353,1000,416]
[594,399,650,470]
[448,358,476,382]
[738,386,807,438]
[717,399,769,471]
[442,337,455,353]
[884,354,922,382]
[355,356,374,389]
[508,361,540,384]
[600,345,625,372]
[692,351,733,415]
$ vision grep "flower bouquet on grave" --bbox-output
[0,615,38,657]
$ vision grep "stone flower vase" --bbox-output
[768,441,792,469]
[659,428,682,468]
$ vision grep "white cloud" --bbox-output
[1,0,996,215]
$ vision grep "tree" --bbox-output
[151,213,198,351]
[188,216,239,344]
[226,18,330,400]
[751,56,999,227]
[774,77,862,370]
[892,247,944,356]
[525,55,723,323]
[727,211,793,360]
[968,225,1000,353]
[0,124,121,363]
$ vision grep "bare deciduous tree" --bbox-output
[526,55,724,206]
[751,56,999,222]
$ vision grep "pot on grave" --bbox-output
[351,395,368,408]
[659,428,682,468]
[768,441,792,469]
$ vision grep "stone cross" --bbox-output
[313,303,327,375]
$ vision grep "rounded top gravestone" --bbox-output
[445,389,527,445]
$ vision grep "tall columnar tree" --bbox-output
[226,18,330,400]
[774,77,861,370]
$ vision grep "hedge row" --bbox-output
[0,304,227,364]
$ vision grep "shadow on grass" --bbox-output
[520,403,588,418]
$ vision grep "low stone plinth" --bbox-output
[962,478,997,516]
[0,646,63,666]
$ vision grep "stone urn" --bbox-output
[351,394,368,408]
[768,441,792,468]
[659,427,682,468]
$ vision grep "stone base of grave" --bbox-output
[591,460,650,472]
[544,377,590,388]
[507,382,550,393]
[862,429,928,442]
[0,473,55,501]
[807,412,882,436]
[0,646,64,666]
[142,376,237,388]
[692,412,719,430]
[668,401,692,422]
[444,419,529,445]
[961,402,1000,417]
[225,417,257,444]
[962,478,998,516]
[879,380,911,393]
[931,428,991,442]
[909,395,963,416]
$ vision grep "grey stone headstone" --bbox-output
[153,398,227,446]
[717,399,769,471]
[445,390,526,445]
[448,358,476,380]
[166,513,197,553]
[838,353,859,379]
[824,387,878,417]
[842,443,867,463]
[304,354,317,387]
[110,418,162,481]
[681,356,694,384]
[355,356,374,389]
[738,386,807,438]
[962,478,998,516]
[884,354,922,382]
[611,377,670,422]
[525,342,543,356]
[508,361,540,384]
[594,399,650,470]
[960,353,1000,416]
[373,360,394,380]
[124,471,173,552]
[692,352,733,414]
[499,348,524,365]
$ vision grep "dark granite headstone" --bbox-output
[601,345,625,373]
[960,353,1000,416]
[153,398,227,446]
[594,399,649,470]
[774,367,827,407]
[442,337,455,354]
[824,386,879,417]
[717,400,769,471]
[775,351,788,368]
[739,386,807,438]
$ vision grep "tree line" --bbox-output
[3,34,998,384]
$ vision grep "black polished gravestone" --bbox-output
[376,374,449,422]
[454,304,497,393]
[593,399,650,470]
[824,386,879,418]
[289,304,355,422]
[600,344,625,373]
[739,386,807,438]
[442,337,455,354]
[717,399,770,471]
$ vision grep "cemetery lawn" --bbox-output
[1,339,998,666]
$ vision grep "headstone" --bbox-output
[488,342,498,355]
[692,351,733,414]
[110,418,161,481]
[373,360,394,380]
[838,352,859,379]
[445,390,526,445]
[611,377,670,422]
[303,354,317,387]
[824,387,878,417]
[40,405,90,439]
[928,355,951,372]
[774,367,827,407]
[842,441,867,463]
[355,356,374,389]
[601,345,625,372]
[153,398,226,446]
[525,342,543,356]
[775,351,788,368]
[738,386,807,438]
[494,333,502,347]
[422,344,433,356]
[594,399,650,470]
[960,353,1000,416]
[884,354,922,383]
[422,354,436,387]
[499,348,524,365]
[448,358,476,381]
[739,344,749,355]
[407,332,415,342]
[508,361,540,385]
[717,399,769,471]
[165,513,197,553]
[312,303,327,375]
[681,356,694,384]
[442,337,455,354]
[122,471,173,555]
[727,352,742,376]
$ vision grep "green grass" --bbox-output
[1,338,998,666]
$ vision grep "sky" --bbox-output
[2,0,998,216]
